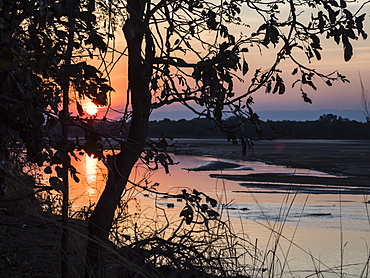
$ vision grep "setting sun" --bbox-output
[85,103,98,116]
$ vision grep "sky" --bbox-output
[83,1,370,121]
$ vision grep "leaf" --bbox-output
[192,189,201,196]
[156,153,170,174]
[71,172,80,183]
[262,33,270,47]
[265,81,272,94]
[307,47,314,59]
[318,11,326,33]
[200,204,208,213]
[192,68,201,81]
[206,10,218,30]
[85,33,107,52]
[313,49,322,60]
[84,65,99,79]
[355,14,367,39]
[44,166,52,174]
[207,196,217,207]
[302,92,312,104]
[278,81,285,95]
[49,177,65,192]
[310,34,321,49]
[56,30,68,38]
[257,23,267,33]
[272,74,284,94]
[60,64,83,77]
[267,25,279,46]
[80,11,96,24]
[180,206,193,224]
[326,5,339,23]
[272,81,279,94]
[242,58,249,75]
[55,166,67,178]
[307,81,317,91]
[203,219,209,230]
[29,110,45,127]
[83,142,103,159]
[343,9,352,20]
[228,34,235,45]
[207,209,220,218]
[329,0,339,7]
[342,35,353,62]
[76,101,84,116]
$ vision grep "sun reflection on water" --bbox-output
[85,154,98,199]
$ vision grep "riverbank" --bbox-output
[170,139,370,187]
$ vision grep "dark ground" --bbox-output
[0,209,87,278]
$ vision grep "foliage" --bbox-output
[142,0,367,117]
[0,0,113,190]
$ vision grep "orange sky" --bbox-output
[81,2,370,120]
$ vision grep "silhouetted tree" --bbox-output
[1,0,368,277]
[319,113,340,122]
[0,0,112,276]
[83,1,368,276]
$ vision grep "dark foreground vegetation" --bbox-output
[0,174,253,278]
[148,114,370,140]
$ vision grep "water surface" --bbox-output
[65,152,370,277]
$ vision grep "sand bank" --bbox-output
[170,139,370,187]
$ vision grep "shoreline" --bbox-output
[1,139,369,277]
[169,139,370,187]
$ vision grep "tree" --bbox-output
[319,113,341,122]
[83,0,368,277]
[1,0,368,277]
[1,0,112,276]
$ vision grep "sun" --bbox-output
[85,104,98,116]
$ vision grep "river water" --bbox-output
[64,152,370,277]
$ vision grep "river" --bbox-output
[62,151,370,277]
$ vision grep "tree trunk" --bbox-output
[61,2,77,276]
[85,1,151,277]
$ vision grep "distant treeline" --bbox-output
[67,114,370,140]
[148,114,370,140]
